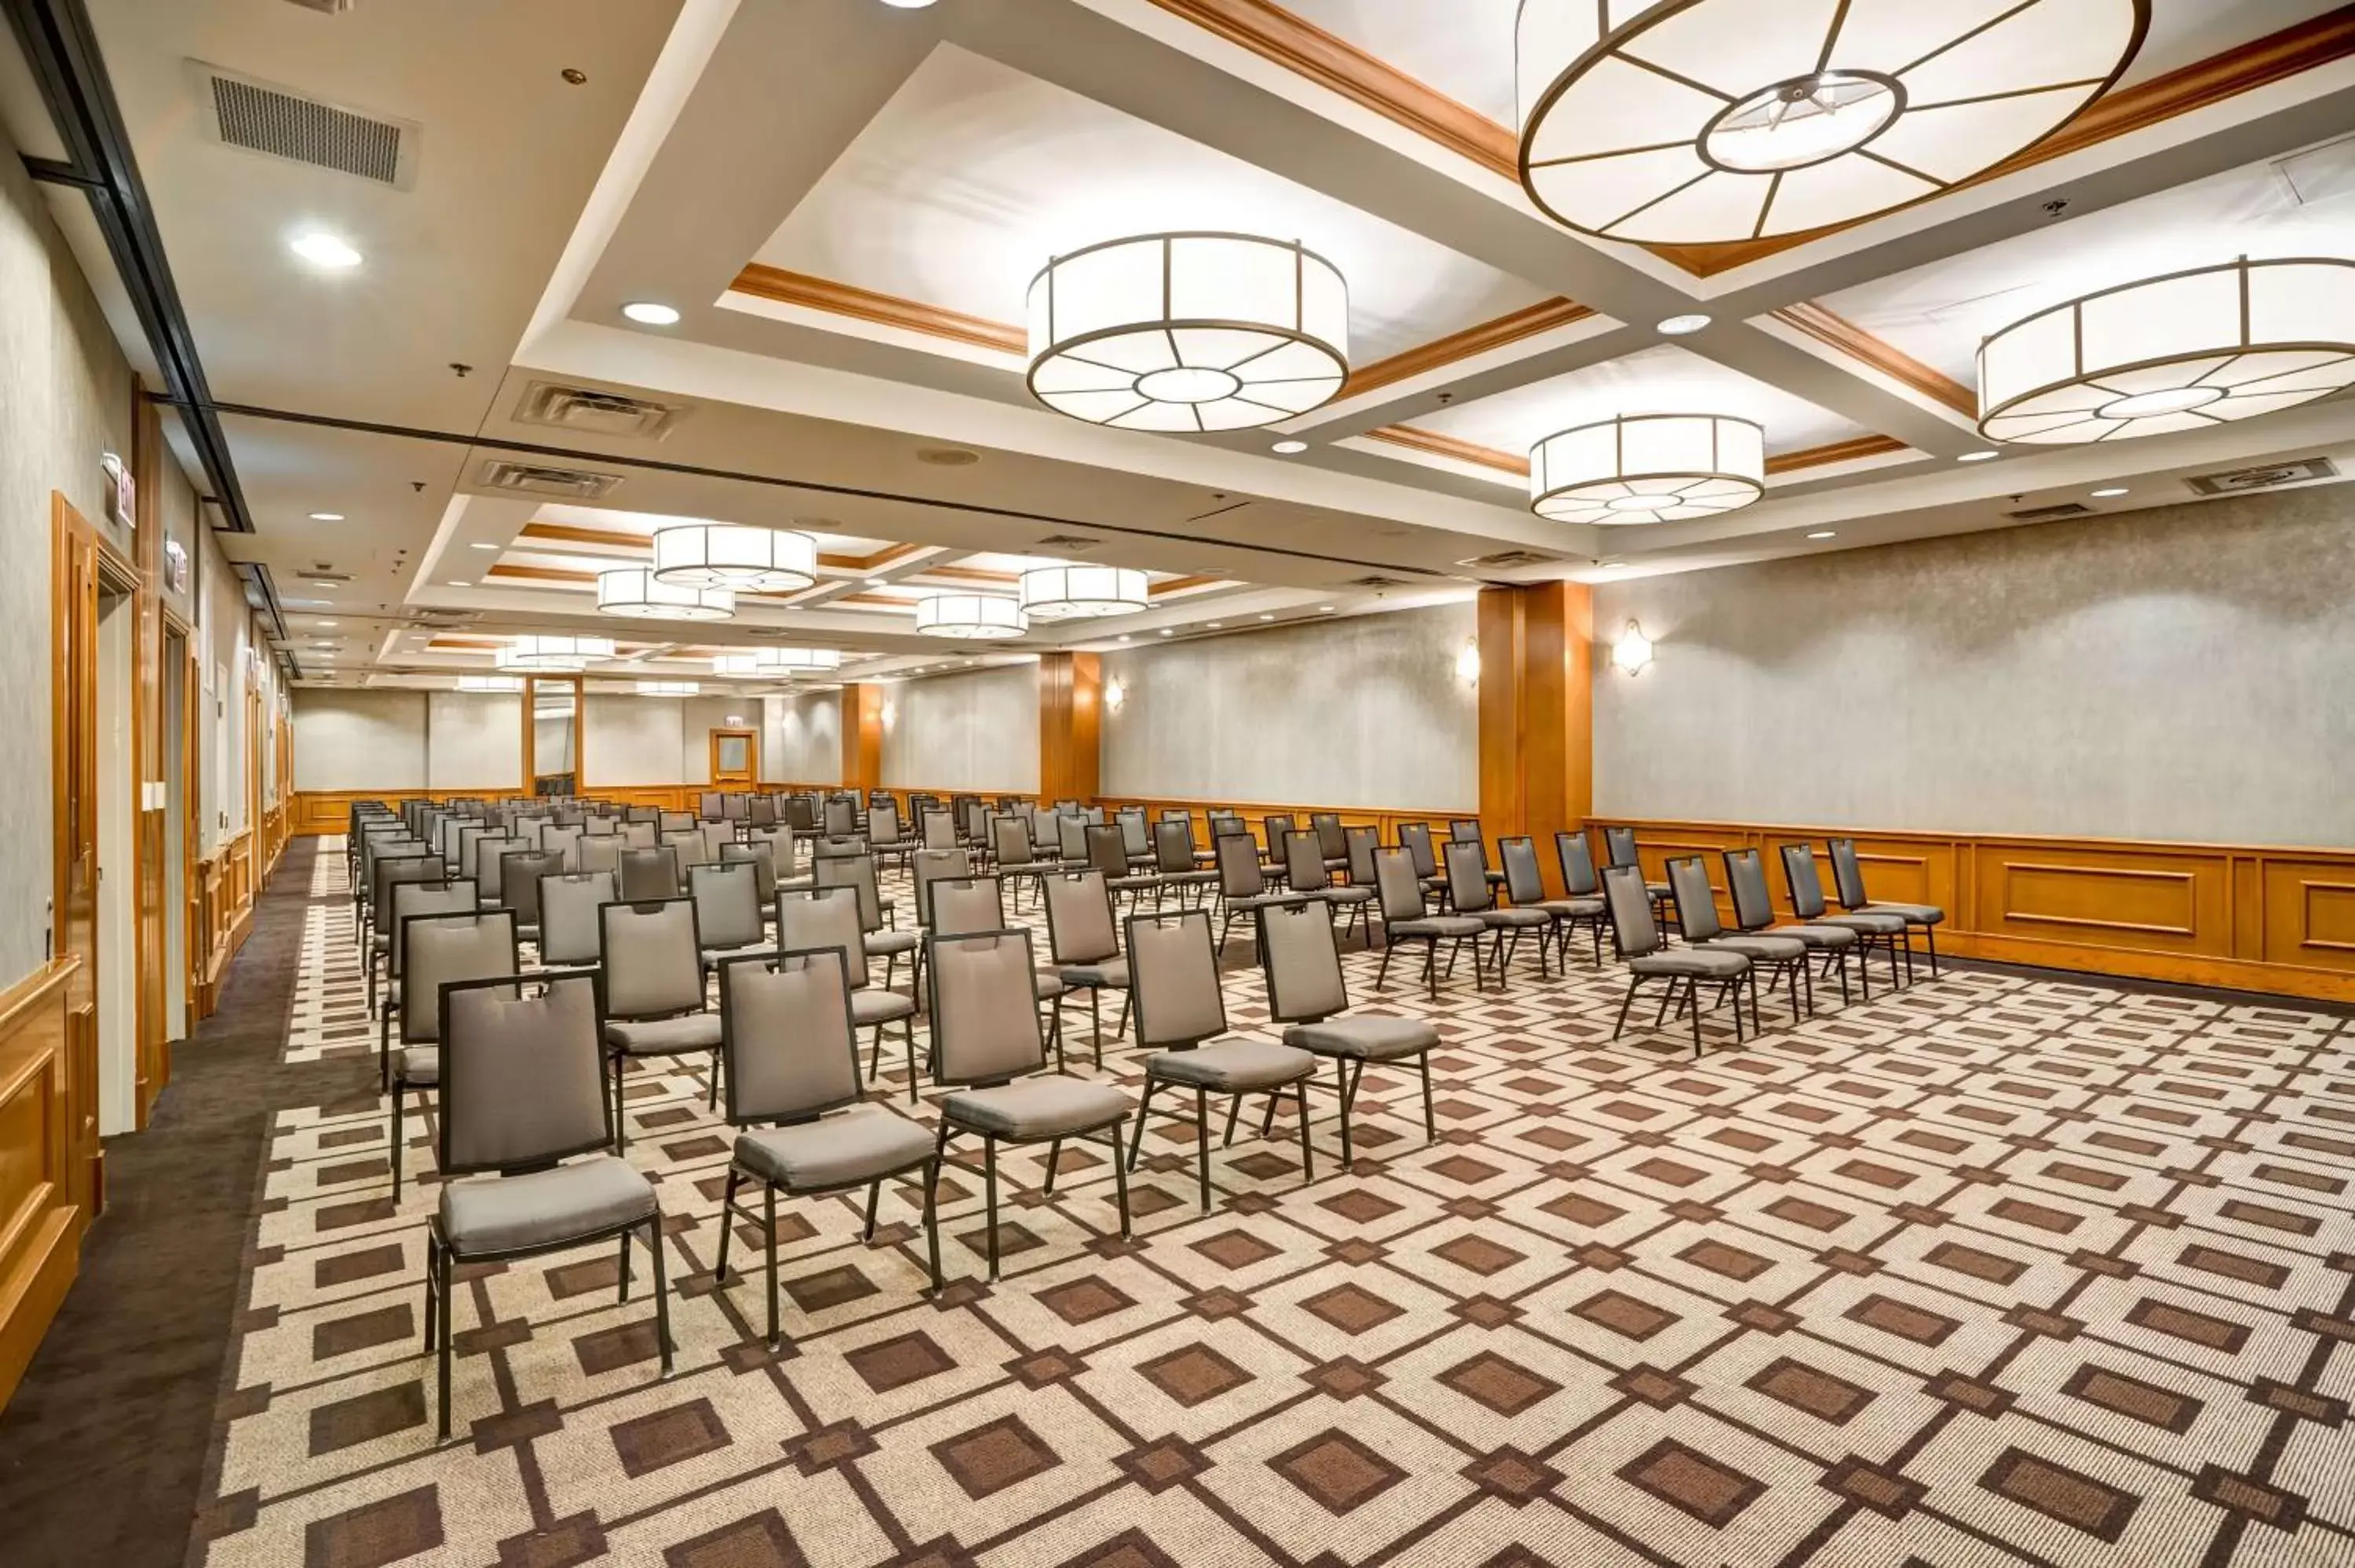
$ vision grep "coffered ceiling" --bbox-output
[20,0,2355,690]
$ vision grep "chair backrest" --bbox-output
[823,797,856,838]
[659,811,696,835]
[929,875,1006,937]
[1781,843,1831,919]
[1214,831,1267,899]
[812,853,884,931]
[1373,846,1429,922]
[719,947,860,1125]
[399,910,520,1045]
[663,827,713,872]
[747,795,777,828]
[1263,814,1294,854]
[1057,813,1089,862]
[922,810,957,850]
[1283,830,1330,893]
[776,887,871,990]
[1126,910,1227,1048]
[620,819,658,849]
[1397,821,1437,878]
[1449,819,1481,844]
[577,834,622,876]
[1665,856,1726,942]
[536,870,615,965]
[1444,838,1495,913]
[1603,825,1641,870]
[388,877,480,975]
[1117,812,1148,859]
[690,861,765,950]
[722,792,749,822]
[1723,848,1776,932]
[1601,865,1664,958]
[1258,899,1347,1023]
[581,815,619,838]
[911,847,971,926]
[472,833,521,899]
[991,815,1032,866]
[619,845,681,902]
[1310,811,1345,860]
[718,841,779,903]
[812,835,864,863]
[373,851,443,922]
[438,972,610,1176]
[1084,823,1127,882]
[926,929,1046,1085]
[1152,819,1196,874]
[783,796,817,832]
[538,823,582,871]
[499,850,564,928]
[598,899,706,1019]
[1499,837,1546,906]
[1344,826,1379,886]
[1042,870,1118,964]
[1556,831,1601,897]
[1826,838,1872,909]
[624,804,659,824]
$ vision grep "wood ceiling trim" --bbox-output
[1763,432,1911,475]
[1342,296,1597,399]
[1364,425,1912,478]
[513,522,910,574]
[1148,574,1227,596]
[732,263,1028,356]
[1769,302,1978,418]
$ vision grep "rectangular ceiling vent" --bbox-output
[1342,574,1411,590]
[2183,456,2339,496]
[190,61,418,188]
[479,460,623,500]
[514,381,690,441]
[1455,549,1559,570]
[282,0,357,13]
[295,569,353,584]
[2004,501,2094,522]
[1035,534,1099,551]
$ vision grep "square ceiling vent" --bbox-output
[513,382,689,441]
[189,60,419,188]
[479,461,623,501]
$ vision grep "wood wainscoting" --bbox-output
[1591,818,2355,1005]
[0,957,92,1411]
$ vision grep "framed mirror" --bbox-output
[523,675,582,796]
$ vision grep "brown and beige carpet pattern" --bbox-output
[190,841,2355,1567]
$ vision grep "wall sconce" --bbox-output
[1612,620,1654,676]
[880,701,897,730]
[1455,637,1481,683]
[1104,677,1126,712]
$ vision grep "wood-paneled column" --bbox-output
[841,683,884,793]
[1038,651,1101,804]
[1477,582,1593,893]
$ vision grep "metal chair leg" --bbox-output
[922,1157,943,1291]
[863,1179,882,1241]
[1418,1053,1437,1140]
[1334,1057,1355,1165]
[390,1089,404,1203]
[1126,1081,1157,1169]
[1294,1079,1314,1181]
[983,1137,1001,1282]
[650,1217,674,1371]
[1194,1087,1212,1211]
[1612,978,1641,1040]
[715,1169,741,1284]
[420,1233,438,1351]
[764,1184,780,1346]
[1109,1120,1133,1240]
[1042,1139,1062,1195]
[434,1241,453,1440]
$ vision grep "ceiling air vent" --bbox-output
[2004,502,2094,522]
[2183,457,2339,497]
[479,460,623,500]
[191,62,418,189]
[1035,534,1099,551]
[282,0,357,13]
[1455,549,1560,570]
[295,569,353,584]
[514,382,689,441]
[1342,574,1411,590]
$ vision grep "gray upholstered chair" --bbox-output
[778,886,919,1102]
[1123,910,1314,1211]
[868,799,912,874]
[1723,847,1857,1008]
[389,909,519,1196]
[1781,843,1906,995]
[1667,856,1810,1029]
[1258,815,1295,887]
[718,841,779,906]
[1546,832,1612,968]
[470,833,520,909]
[1446,837,1550,984]
[1372,846,1484,998]
[926,928,1132,1280]
[816,852,915,986]
[374,870,469,1034]
[535,870,615,968]
[1212,831,1296,953]
[619,844,681,903]
[662,827,713,875]
[1493,835,1586,977]
[1152,819,1219,909]
[539,823,582,872]
[576,833,622,877]
[1603,865,1750,1059]
[424,971,666,1439]
[920,810,958,851]
[823,797,856,839]
[1397,821,1448,906]
[748,794,778,830]
[1042,870,1129,1066]
[1604,825,1678,930]
[699,790,725,822]
[367,851,444,1015]
[989,814,1050,912]
[598,898,724,1135]
[711,948,941,1345]
[1285,830,1374,945]
[1827,837,1944,978]
[659,810,696,836]
[690,862,769,968]
[498,848,564,940]
[1310,811,1349,872]
[935,873,1068,1068]
[1088,822,1158,911]
[1258,898,1440,1166]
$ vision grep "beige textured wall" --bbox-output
[766,691,841,785]
[882,665,1040,793]
[1594,489,2355,846]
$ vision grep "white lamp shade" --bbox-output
[634,680,699,696]
[494,634,614,671]
[1978,257,2355,444]
[1018,565,1149,621]
[710,647,844,677]
[1612,622,1655,675]
[915,593,1028,640]
[1530,414,1764,524]
[1027,232,1349,432]
[455,676,523,693]
[596,567,735,621]
[1517,0,2145,244]
[650,523,818,591]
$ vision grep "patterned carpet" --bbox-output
[188,839,2355,1568]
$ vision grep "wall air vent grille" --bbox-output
[192,62,418,188]
[2183,457,2339,496]
[1455,549,1560,570]
[2004,502,2094,522]
[479,461,623,500]
[514,382,688,440]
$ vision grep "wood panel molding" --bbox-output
[0,955,86,1413]
[1038,652,1102,805]
[1342,297,1595,400]
[1770,303,1977,417]
[1366,425,1913,479]
[730,264,1028,357]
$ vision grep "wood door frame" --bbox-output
[49,492,111,1216]
[709,727,758,787]
[520,674,584,796]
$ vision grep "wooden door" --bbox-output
[49,495,102,1213]
[710,728,757,788]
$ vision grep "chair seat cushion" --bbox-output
[777,876,815,893]
[734,1109,934,1191]
[1223,893,1297,913]
[1823,911,1909,935]
[1481,909,1553,929]
[852,988,916,1025]
[1630,949,1750,978]
[1706,934,1808,961]
[1538,898,1605,918]
[1058,958,1130,990]
[1147,1040,1314,1092]
[1765,923,1859,950]
[371,932,390,953]
[394,1046,438,1085]
[1863,902,1944,925]
[701,941,770,968]
[439,1155,655,1255]
[1163,870,1219,886]
[1034,970,1069,1000]
[1283,1016,1440,1060]
[1108,877,1159,893]
[868,930,920,957]
[1389,916,1486,939]
[604,1012,722,1055]
[1318,887,1375,905]
[943,1077,1131,1140]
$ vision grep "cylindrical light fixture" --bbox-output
[649,523,818,592]
[1516,0,2145,245]
[596,567,735,621]
[1530,414,1764,525]
[1027,232,1349,432]
[710,647,844,678]
[494,633,615,671]
[1018,565,1149,621]
[1978,257,2355,444]
[635,680,699,697]
[914,593,1028,640]
[456,675,524,693]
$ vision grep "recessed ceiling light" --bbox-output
[1958,450,2001,462]
[448,580,472,588]
[622,301,681,326]
[469,542,499,551]
[2091,487,2130,498]
[877,0,937,8]
[1806,531,1836,540]
[1206,621,1222,629]
[308,512,344,522]
[1319,604,1336,613]
[316,620,338,627]
[1258,613,1274,622]
[1158,628,1173,636]
[288,232,361,269]
[1271,439,1309,454]
[1657,313,1711,335]
[1117,635,1130,643]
